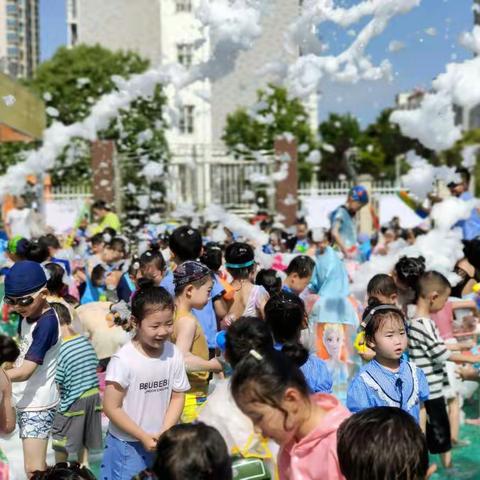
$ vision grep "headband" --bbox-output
[225,260,255,269]
[361,304,405,330]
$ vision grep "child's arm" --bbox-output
[103,381,157,451]
[446,339,475,351]
[448,353,480,364]
[6,360,37,382]
[175,315,222,373]
[160,390,185,435]
[0,369,16,434]
[451,299,478,313]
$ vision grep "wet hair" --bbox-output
[417,271,451,299]
[30,461,96,480]
[91,199,108,211]
[106,237,128,256]
[264,292,309,367]
[0,334,20,364]
[50,302,72,326]
[169,226,202,262]
[131,279,174,321]
[255,269,282,296]
[225,316,274,368]
[89,233,104,246]
[225,242,255,280]
[140,245,166,273]
[285,255,315,278]
[151,423,232,480]
[200,243,223,272]
[394,256,426,295]
[337,407,429,480]
[231,348,309,430]
[44,262,67,296]
[367,274,398,300]
[102,227,117,239]
[456,166,471,186]
[362,298,406,345]
[25,239,50,263]
[40,234,61,250]
[91,264,106,287]
[463,238,480,274]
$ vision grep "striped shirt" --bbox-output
[407,317,451,400]
[56,334,99,412]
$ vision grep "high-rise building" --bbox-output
[0,0,40,78]
[66,0,317,147]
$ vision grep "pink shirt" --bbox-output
[431,302,454,340]
[278,393,350,480]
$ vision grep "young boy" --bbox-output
[330,185,369,259]
[337,407,436,480]
[173,261,223,423]
[283,255,315,296]
[162,226,227,356]
[4,261,62,477]
[408,271,480,469]
[50,302,102,467]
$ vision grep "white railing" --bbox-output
[48,184,92,200]
[298,180,401,199]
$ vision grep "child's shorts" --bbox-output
[424,396,452,454]
[17,407,56,439]
[52,391,102,455]
[101,432,154,480]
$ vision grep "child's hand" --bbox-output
[141,434,158,452]
[460,339,475,350]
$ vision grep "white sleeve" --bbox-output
[105,354,131,389]
[171,346,191,393]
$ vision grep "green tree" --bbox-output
[23,44,169,217]
[222,84,317,183]
[441,128,480,194]
[364,108,434,178]
[317,113,362,180]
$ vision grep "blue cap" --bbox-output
[5,260,47,297]
[349,185,369,205]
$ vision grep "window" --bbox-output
[179,105,195,134]
[177,43,193,68]
[175,0,192,13]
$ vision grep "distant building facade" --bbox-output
[0,0,40,78]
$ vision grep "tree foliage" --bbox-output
[222,84,317,183]
[21,44,169,216]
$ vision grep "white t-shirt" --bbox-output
[106,340,190,442]
[6,208,32,239]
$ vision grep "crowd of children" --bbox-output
[0,186,480,480]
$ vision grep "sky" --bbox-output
[39,0,477,127]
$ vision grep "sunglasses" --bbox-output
[4,289,43,307]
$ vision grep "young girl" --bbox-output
[139,247,167,287]
[347,300,429,423]
[102,282,190,480]
[0,334,20,479]
[231,349,350,480]
[392,256,426,313]
[148,423,232,480]
[265,292,333,394]
[225,242,269,321]
[256,269,282,297]
[198,317,279,478]
[173,261,223,423]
